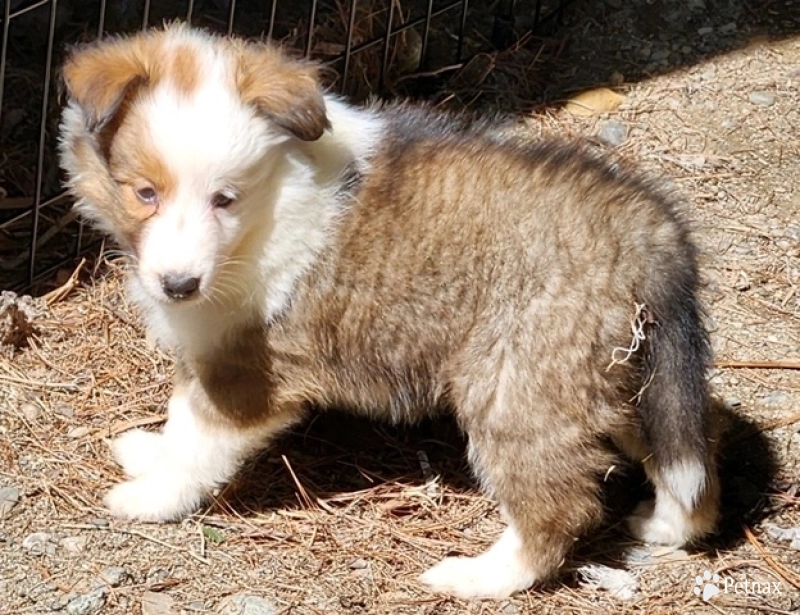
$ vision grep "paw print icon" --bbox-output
[694,570,721,602]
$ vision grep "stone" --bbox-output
[67,426,90,439]
[65,589,107,615]
[697,26,714,36]
[597,121,628,147]
[765,523,799,542]
[54,403,75,418]
[61,536,88,554]
[98,567,129,588]
[22,532,52,554]
[0,486,20,519]
[218,594,278,615]
[347,558,368,570]
[749,91,775,107]
[142,591,176,615]
[762,391,789,406]
[20,402,41,422]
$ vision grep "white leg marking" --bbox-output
[105,389,276,522]
[419,526,536,599]
[661,459,707,510]
[627,458,710,546]
[110,429,165,479]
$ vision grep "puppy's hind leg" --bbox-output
[106,384,300,522]
[616,423,720,547]
[420,371,610,599]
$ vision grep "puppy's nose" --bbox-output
[161,273,200,300]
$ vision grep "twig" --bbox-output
[61,523,210,565]
[0,373,78,390]
[744,527,800,590]
[43,257,86,306]
[281,455,317,509]
[716,359,800,370]
[95,416,166,441]
[729,413,800,445]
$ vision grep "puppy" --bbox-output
[59,24,719,599]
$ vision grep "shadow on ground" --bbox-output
[221,396,779,576]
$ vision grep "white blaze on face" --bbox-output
[134,49,278,303]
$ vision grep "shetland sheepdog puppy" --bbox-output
[59,24,719,599]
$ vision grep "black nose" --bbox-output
[161,273,200,300]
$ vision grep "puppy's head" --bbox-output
[59,24,328,304]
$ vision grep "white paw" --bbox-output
[627,499,688,546]
[110,429,165,478]
[420,554,534,600]
[104,473,206,522]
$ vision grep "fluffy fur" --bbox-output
[58,24,720,599]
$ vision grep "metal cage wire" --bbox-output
[0,0,572,290]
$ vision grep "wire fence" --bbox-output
[0,0,573,291]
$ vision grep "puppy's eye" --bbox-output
[135,186,158,205]
[211,192,235,209]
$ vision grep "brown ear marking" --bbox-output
[235,42,329,142]
[62,35,163,132]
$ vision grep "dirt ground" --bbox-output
[1,1,799,613]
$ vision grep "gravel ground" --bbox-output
[1,1,799,613]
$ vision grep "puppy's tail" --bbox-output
[636,245,715,514]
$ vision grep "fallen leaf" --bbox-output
[566,88,626,116]
[202,525,225,544]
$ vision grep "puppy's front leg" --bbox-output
[105,381,296,522]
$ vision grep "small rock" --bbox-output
[609,71,624,87]
[792,535,800,551]
[97,566,129,588]
[146,568,170,585]
[0,486,21,519]
[501,602,519,614]
[764,523,799,542]
[20,402,41,422]
[650,49,670,62]
[186,601,207,612]
[54,402,75,418]
[66,589,107,615]
[218,594,278,615]
[142,591,176,615]
[749,91,775,107]
[697,26,714,36]
[719,22,737,34]
[89,518,109,527]
[22,532,53,554]
[597,121,628,147]
[762,391,789,406]
[61,536,88,554]
[67,426,90,439]
[347,557,368,570]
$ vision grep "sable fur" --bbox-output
[58,25,719,599]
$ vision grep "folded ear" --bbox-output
[235,43,329,142]
[62,35,162,132]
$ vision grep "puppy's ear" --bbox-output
[62,35,161,132]
[236,43,329,142]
